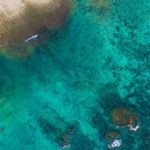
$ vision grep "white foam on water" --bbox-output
[116,123,140,132]
[108,139,122,149]
[129,124,140,131]
[25,34,39,42]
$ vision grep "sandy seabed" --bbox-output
[0,0,70,46]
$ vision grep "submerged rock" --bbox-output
[105,131,120,141]
[0,0,70,58]
[60,127,74,149]
[111,108,139,130]
[37,114,74,149]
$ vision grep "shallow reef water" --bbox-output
[0,0,150,149]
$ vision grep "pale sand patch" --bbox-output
[0,0,26,18]
[24,0,53,6]
[0,0,70,54]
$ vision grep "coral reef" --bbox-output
[0,0,149,149]
[105,131,120,141]
[112,108,139,129]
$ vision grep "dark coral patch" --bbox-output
[105,131,120,141]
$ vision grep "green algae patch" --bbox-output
[0,43,34,59]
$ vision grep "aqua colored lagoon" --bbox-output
[0,0,150,149]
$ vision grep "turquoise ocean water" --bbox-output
[0,0,150,149]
